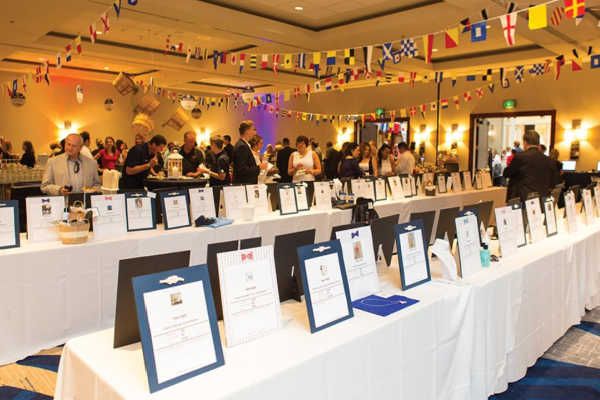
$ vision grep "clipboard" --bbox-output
[277,183,299,215]
[0,200,20,250]
[132,265,225,393]
[125,191,157,232]
[160,190,191,230]
[296,240,353,333]
[394,220,432,290]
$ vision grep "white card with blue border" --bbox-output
[297,240,353,333]
[335,225,379,300]
[0,200,19,249]
[394,220,431,290]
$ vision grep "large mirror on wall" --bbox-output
[469,110,556,173]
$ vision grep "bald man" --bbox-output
[41,133,100,195]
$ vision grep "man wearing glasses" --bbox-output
[41,133,101,195]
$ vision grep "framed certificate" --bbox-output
[436,173,447,194]
[160,190,191,230]
[0,200,20,250]
[313,181,333,210]
[581,188,595,224]
[409,175,417,196]
[512,203,527,247]
[125,192,156,232]
[132,265,224,393]
[525,197,546,243]
[394,220,431,290]
[245,184,269,216]
[462,171,473,191]
[26,196,65,243]
[475,172,484,190]
[189,187,216,220]
[297,240,353,333]
[334,225,379,301]
[451,172,462,192]
[495,206,519,257]
[543,197,558,237]
[400,175,413,198]
[277,183,298,215]
[294,182,310,211]
[454,209,482,278]
[564,190,578,233]
[217,245,281,347]
[91,194,127,239]
[374,177,387,201]
[387,176,403,200]
[223,185,247,219]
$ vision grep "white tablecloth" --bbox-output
[0,188,505,365]
[54,217,600,400]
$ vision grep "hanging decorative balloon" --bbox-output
[191,107,202,119]
[76,85,84,104]
[179,94,197,111]
[104,98,114,111]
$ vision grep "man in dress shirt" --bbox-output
[41,133,100,195]
[232,120,266,184]
[395,142,416,175]
[79,131,94,159]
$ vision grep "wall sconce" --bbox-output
[336,126,352,147]
[64,120,72,130]
[195,127,211,146]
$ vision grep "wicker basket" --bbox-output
[58,220,90,245]
[68,201,86,221]
[163,107,189,131]
[134,94,160,115]
[112,72,138,96]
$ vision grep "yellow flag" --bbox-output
[283,90,290,101]
[529,4,547,30]
[283,54,292,68]
[313,52,321,65]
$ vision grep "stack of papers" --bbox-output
[352,295,418,317]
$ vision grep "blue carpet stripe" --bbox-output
[15,355,60,373]
[575,321,600,336]
[0,386,52,400]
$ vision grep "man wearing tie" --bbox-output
[232,120,266,184]
[41,133,100,195]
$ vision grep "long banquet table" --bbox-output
[0,188,507,365]
[53,214,600,400]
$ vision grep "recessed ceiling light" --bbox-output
[103,66,110,70]
[294,6,304,11]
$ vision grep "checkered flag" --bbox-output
[399,39,417,57]
[529,63,545,75]
[514,66,524,83]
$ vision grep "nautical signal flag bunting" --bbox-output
[529,4,548,30]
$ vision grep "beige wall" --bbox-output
[1,68,599,170]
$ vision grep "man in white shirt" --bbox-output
[79,131,93,159]
[395,142,416,175]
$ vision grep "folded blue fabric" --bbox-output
[352,295,419,317]
[208,217,234,228]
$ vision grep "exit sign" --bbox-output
[503,99,516,110]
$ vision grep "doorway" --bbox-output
[469,110,556,172]
[355,118,410,148]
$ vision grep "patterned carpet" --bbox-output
[0,310,598,399]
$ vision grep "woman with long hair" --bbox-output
[19,140,35,168]
[116,140,128,167]
[358,142,377,176]
[377,143,396,177]
[95,136,120,171]
[339,143,362,178]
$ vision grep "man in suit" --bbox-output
[503,130,560,202]
[232,120,266,184]
[276,137,295,183]
[41,133,101,195]
[323,141,341,179]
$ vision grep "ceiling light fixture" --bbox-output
[103,66,110,70]
[294,6,304,11]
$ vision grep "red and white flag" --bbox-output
[464,91,472,101]
[261,54,268,69]
[551,6,564,25]
[100,12,110,33]
[89,24,97,43]
[500,13,518,46]
[272,54,280,73]
[475,87,484,98]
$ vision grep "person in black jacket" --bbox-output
[232,120,265,184]
[324,141,341,179]
[276,137,295,183]
[503,130,560,202]
[20,140,36,168]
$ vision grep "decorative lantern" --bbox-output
[191,107,202,119]
[104,98,114,111]
[76,85,84,104]
[131,113,154,138]
[180,94,197,111]
[167,148,183,178]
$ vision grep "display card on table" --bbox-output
[445,174,453,193]
[160,190,191,230]
[422,172,434,187]
[373,177,387,201]
[387,176,403,200]
[564,191,578,233]
[0,200,19,249]
[277,183,298,215]
[437,174,447,194]
[410,175,417,196]
[132,265,224,393]
[294,182,310,211]
[313,181,332,211]
[482,171,493,188]
[543,197,558,236]
[454,209,482,278]
[495,205,523,257]
[26,196,64,242]
[462,171,473,191]
[352,179,375,200]
[581,188,595,224]
[297,240,353,333]
[217,245,281,347]
[451,172,462,192]
[593,185,600,218]
[334,225,379,300]
[401,176,413,198]
[91,194,127,239]
[223,185,247,219]
[189,187,216,220]
[525,198,546,243]
[125,192,156,232]
[394,220,431,290]
[475,172,484,190]
[245,184,269,216]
